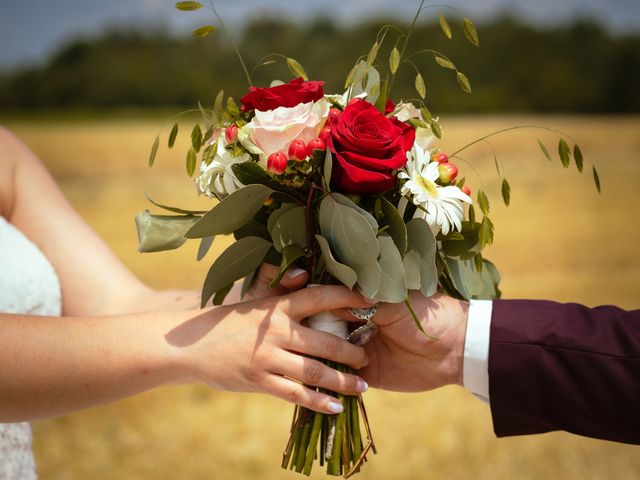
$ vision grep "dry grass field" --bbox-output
[3,115,640,480]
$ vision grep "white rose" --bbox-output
[196,132,249,199]
[238,98,329,166]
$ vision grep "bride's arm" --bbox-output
[0,287,371,422]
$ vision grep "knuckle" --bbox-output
[287,386,306,406]
[303,362,325,385]
[322,335,342,359]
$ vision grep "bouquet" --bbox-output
[136,1,599,476]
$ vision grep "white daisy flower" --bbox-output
[196,131,250,199]
[398,143,471,236]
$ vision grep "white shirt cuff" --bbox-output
[463,299,493,403]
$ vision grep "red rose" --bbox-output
[328,98,415,195]
[240,77,325,112]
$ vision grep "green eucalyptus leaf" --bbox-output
[501,178,511,206]
[415,73,426,99]
[441,221,482,259]
[389,47,400,74]
[439,14,453,39]
[286,57,308,81]
[403,250,422,290]
[269,244,307,289]
[574,144,584,173]
[420,106,433,123]
[434,55,455,70]
[200,236,272,307]
[231,162,301,199]
[463,18,480,46]
[212,283,233,306]
[379,196,407,256]
[240,268,257,300]
[186,147,197,177]
[319,196,380,298]
[267,203,297,235]
[168,123,179,149]
[537,139,552,161]
[593,166,601,193]
[144,193,207,215]
[315,235,358,289]
[135,211,198,253]
[329,193,378,232]
[175,1,203,11]
[192,25,215,37]
[233,218,270,241]
[405,218,438,297]
[196,236,214,261]
[270,206,306,252]
[149,135,159,167]
[456,72,472,94]
[558,139,571,168]
[186,184,273,238]
[375,235,407,302]
[445,257,501,301]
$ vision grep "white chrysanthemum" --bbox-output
[398,143,471,236]
[196,133,250,199]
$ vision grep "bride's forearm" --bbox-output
[0,308,206,422]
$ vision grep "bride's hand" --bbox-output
[234,263,309,302]
[173,285,372,414]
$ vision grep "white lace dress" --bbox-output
[0,217,62,480]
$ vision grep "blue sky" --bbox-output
[1,0,639,69]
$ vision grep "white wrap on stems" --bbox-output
[306,285,349,339]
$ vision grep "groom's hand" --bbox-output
[336,292,469,392]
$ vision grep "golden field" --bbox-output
[3,115,640,480]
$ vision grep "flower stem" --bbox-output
[302,411,323,475]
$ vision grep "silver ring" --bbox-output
[349,304,379,322]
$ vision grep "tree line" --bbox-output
[1,16,638,113]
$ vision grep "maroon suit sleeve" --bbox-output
[488,299,640,444]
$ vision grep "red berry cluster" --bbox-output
[267,136,327,175]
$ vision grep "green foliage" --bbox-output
[501,178,511,206]
[558,138,571,167]
[168,123,179,148]
[191,124,203,151]
[415,73,426,99]
[456,72,472,94]
[319,195,381,298]
[135,211,199,253]
[286,57,308,80]
[192,26,216,37]
[148,135,159,167]
[537,139,552,161]
[175,1,203,11]
[404,218,438,297]
[269,244,307,289]
[186,184,273,238]
[593,166,602,193]
[477,190,490,215]
[186,147,196,176]
[389,47,400,74]
[315,234,358,289]
[463,18,480,46]
[574,144,584,172]
[439,15,452,40]
[200,236,272,307]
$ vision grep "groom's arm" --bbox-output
[466,299,640,445]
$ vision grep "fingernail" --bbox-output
[356,379,368,393]
[286,268,307,279]
[327,400,343,413]
[363,297,377,304]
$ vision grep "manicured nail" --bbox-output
[363,297,377,304]
[286,268,307,279]
[327,400,343,413]
[356,379,368,393]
